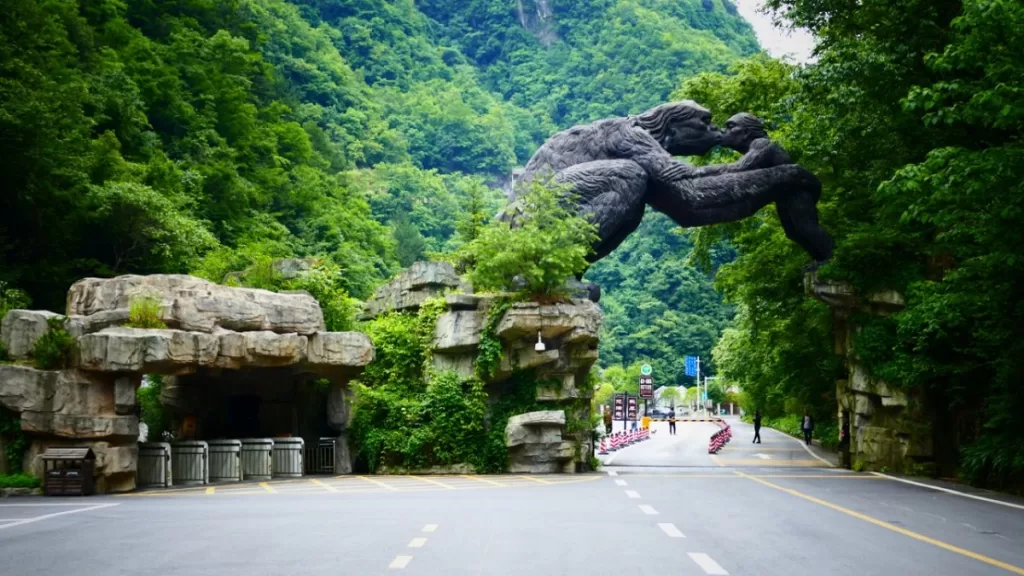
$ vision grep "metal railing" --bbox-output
[304,438,336,475]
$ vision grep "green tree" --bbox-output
[466,181,597,300]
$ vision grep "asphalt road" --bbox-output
[4,419,1024,576]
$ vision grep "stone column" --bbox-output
[326,381,353,474]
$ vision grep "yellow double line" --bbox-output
[736,472,1024,575]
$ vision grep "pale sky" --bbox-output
[733,0,815,64]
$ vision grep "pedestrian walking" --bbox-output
[802,410,814,446]
[753,409,762,444]
[603,408,613,434]
[668,409,677,435]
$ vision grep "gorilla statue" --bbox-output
[504,101,833,267]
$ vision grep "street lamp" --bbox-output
[534,330,546,352]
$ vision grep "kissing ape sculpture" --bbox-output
[714,113,834,262]
[504,101,833,264]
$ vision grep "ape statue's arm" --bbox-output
[621,127,700,185]
[622,128,790,187]
[690,139,793,177]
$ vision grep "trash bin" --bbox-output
[272,438,304,478]
[207,439,242,482]
[240,438,273,480]
[42,447,96,496]
[171,441,209,485]
[138,442,172,488]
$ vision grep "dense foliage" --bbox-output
[683,1,1024,489]
[349,298,491,472]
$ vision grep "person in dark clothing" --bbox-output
[752,410,762,444]
[668,409,677,435]
[802,410,814,446]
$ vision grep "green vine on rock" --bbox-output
[475,297,515,380]
[0,409,28,472]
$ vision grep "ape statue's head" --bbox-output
[721,112,768,154]
[635,100,722,156]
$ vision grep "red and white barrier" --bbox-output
[707,419,732,454]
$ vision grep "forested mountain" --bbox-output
[1,0,754,384]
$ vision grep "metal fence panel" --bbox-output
[171,441,208,485]
[240,438,273,480]
[304,438,335,475]
[207,439,242,482]
[272,438,304,478]
[138,442,172,488]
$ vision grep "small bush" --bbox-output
[0,473,41,489]
[853,460,866,472]
[0,281,30,321]
[127,296,166,329]
[31,317,75,370]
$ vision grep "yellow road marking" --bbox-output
[710,455,725,467]
[310,479,338,492]
[357,475,399,491]
[736,472,1024,575]
[462,475,506,487]
[205,487,215,495]
[407,476,455,489]
[120,474,601,497]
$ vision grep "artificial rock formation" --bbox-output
[364,262,602,472]
[505,410,575,473]
[806,271,932,471]
[1,274,374,492]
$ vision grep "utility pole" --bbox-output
[696,356,702,416]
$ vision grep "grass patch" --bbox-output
[0,473,41,489]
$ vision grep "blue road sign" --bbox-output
[685,356,698,377]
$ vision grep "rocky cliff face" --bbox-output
[806,272,932,472]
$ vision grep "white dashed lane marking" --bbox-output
[638,505,658,515]
[689,553,728,575]
[614,479,627,486]
[408,537,427,548]
[607,471,618,476]
[658,523,685,538]
[389,555,413,569]
[422,524,438,533]
[625,490,641,499]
